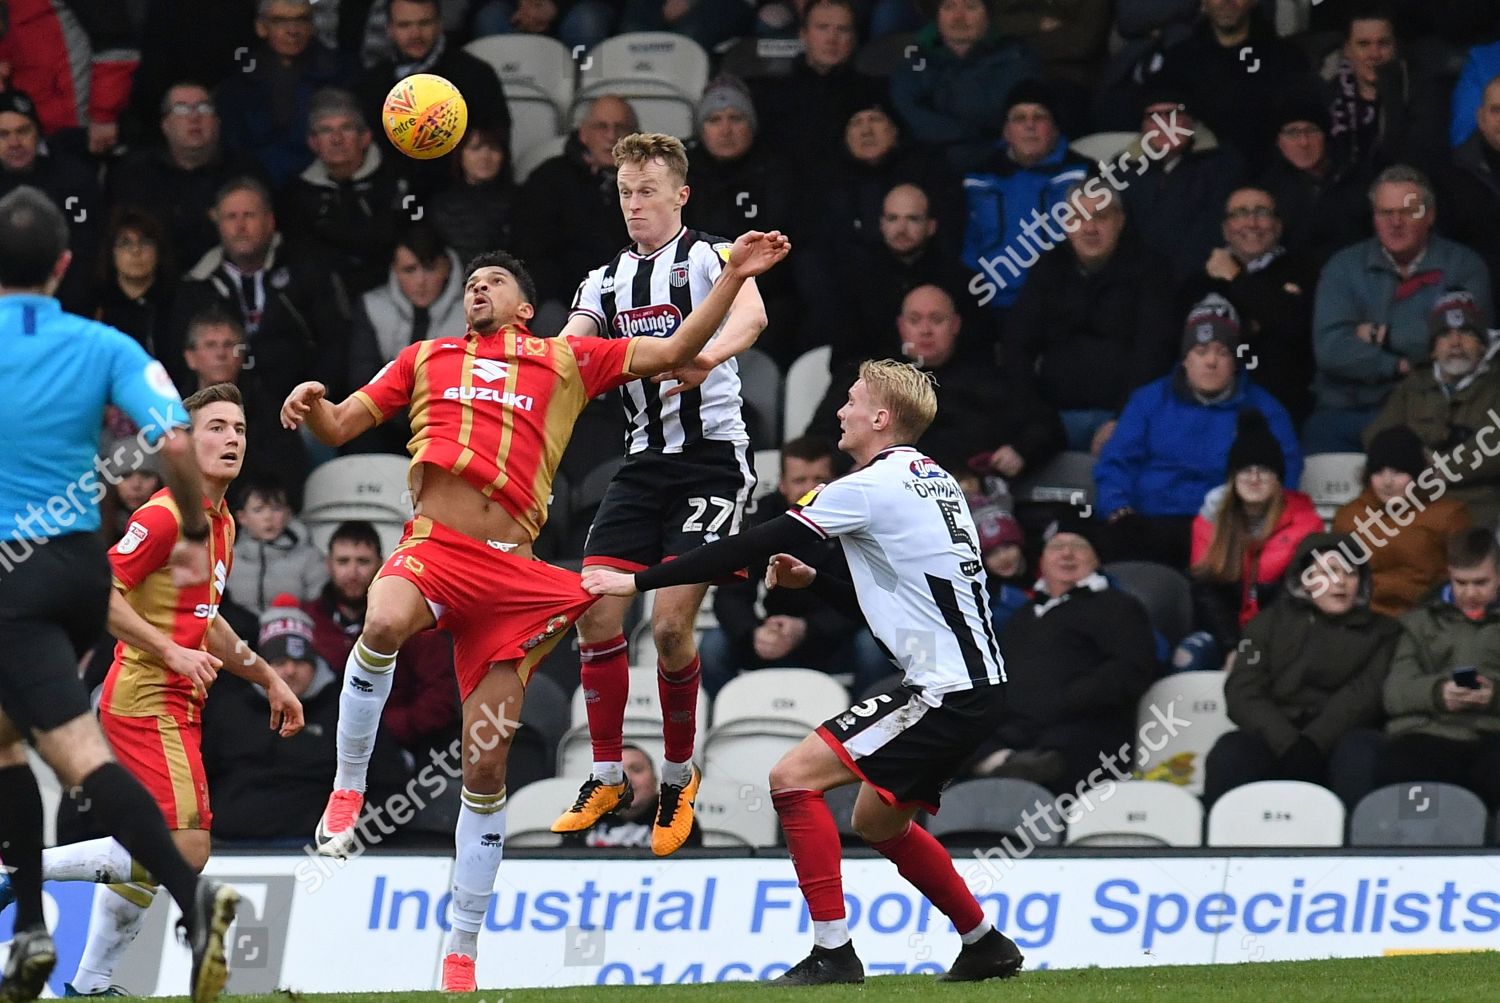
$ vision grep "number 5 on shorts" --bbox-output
[682,496,736,533]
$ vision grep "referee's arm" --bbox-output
[155,431,209,540]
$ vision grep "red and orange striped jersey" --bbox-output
[353,323,638,539]
[101,489,235,721]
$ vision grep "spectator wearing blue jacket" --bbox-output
[1304,164,1493,453]
[889,0,1041,172]
[1095,296,1301,570]
[1450,41,1500,148]
[960,79,1089,312]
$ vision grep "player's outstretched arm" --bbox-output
[280,381,377,447]
[629,231,789,378]
[107,588,220,700]
[653,278,768,399]
[206,618,305,737]
[582,511,820,598]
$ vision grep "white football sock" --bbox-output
[660,758,693,788]
[813,918,850,949]
[591,761,624,785]
[334,639,397,793]
[70,882,155,993]
[445,786,507,960]
[960,919,994,945]
[42,837,138,883]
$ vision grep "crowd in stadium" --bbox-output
[17,0,1500,844]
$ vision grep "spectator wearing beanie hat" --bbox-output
[1334,425,1470,618]
[684,76,802,364]
[1258,92,1374,270]
[1095,294,1301,569]
[958,79,1089,312]
[968,509,1159,794]
[969,493,1029,631]
[201,598,411,842]
[1363,289,1500,527]
[1189,410,1323,656]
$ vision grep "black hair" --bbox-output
[330,520,383,557]
[97,205,176,291]
[463,250,537,305]
[235,472,288,510]
[394,221,451,267]
[0,187,68,288]
[781,434,836,465]
[1448,527,1500,570]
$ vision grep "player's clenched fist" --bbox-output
[582,567,638,597]
[724,230,790,278]
[281,381,327,430]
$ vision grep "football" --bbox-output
[381,73,467,160]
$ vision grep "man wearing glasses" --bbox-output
[107,82,264,264]
[1180,187,1317,426]
[1305,165,1494,453]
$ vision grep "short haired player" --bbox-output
[280,233,789,993]
[1,383,306,997]
[583,360,1024,984]
[552,133,769,855]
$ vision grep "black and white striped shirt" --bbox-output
[570,227,748,454]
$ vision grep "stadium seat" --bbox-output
[823,782,861,842]
[521,673,571,755]
[711,668,849,735]
[1103,560,1194,646]
[463,35,575,156]
[1206,780,1346,847]
[1134,672,1233,796]
[1070,131,1139,164]
[1275,0,1311,37]
[558,667,709,775]
[1300,452,1366,522]
[506,778,578,847]
[573,32,710,138]
[302,454,412,522]
[1062,780,1204,847]
[716,36,803,79]
[923,778,1065,847]
[735,346,782,451]
[783,346,831,440]
[1349,782,1488,847]
[694,776,779,848]
[751,448,780,502]
[858,672,903,702]
[514,132,568,185]
[403,773,462,834]
[702,731,801,788]
[1013,450,1095,506]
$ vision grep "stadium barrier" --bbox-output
[5,851,1499,995]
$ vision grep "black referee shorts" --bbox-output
[817,681,1007,814]
[583,439,755,572]
[0,531,111,736]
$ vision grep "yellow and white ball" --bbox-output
[381,73,467,160]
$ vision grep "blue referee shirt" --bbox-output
[0,295,188,543]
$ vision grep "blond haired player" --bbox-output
[585,361,1024,985]
[282,233,788,992]
[553,133,769,854]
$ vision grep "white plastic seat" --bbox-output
[1069,131,1139,164]
[694,776,779,848]
[1206,780,1346,847]
[573,32,709,138]
[734,346,782,451]
[1013,450,1095,506]
[711,668,849,736]
[703,732,801,787]
[1062,781,1204,847]
[783,346,831,439]
[301,455,412,522]
[514,132,568,185]
[751,449,781,502]
[504,777,579,847]
[1135,672,1233,796]
[1301,452,1366,520]
[465,36,574,159]
[558,667,708,774]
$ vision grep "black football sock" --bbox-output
[0,763,47,931]
[78,763,199,922]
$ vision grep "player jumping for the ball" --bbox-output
[552,133,769,855]
[281,233,788,993]
[583,361,1023,985]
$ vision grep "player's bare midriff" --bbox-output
[409,462,534,557]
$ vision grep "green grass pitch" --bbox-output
[99,952,1500,1002]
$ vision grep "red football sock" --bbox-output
[579,635,629,762]
[658,654,701,763]
[772,788,847,921]
[869,822,985,935]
